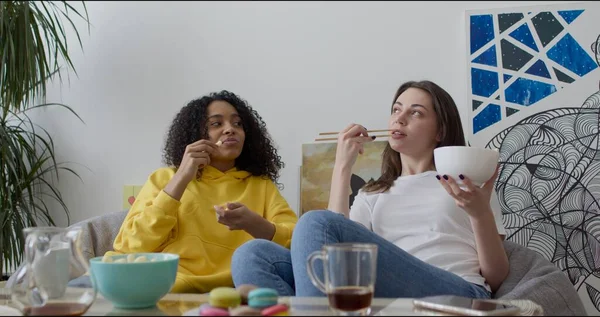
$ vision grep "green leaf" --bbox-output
[0,1,89,276]
[1,110,82,274]
[0,1,90,112]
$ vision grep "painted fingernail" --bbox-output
[443,175,448,180]
[371,136,377,140]
[459,174,464,180]
[435,175,441,180]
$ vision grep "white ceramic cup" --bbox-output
[32,245,71,299]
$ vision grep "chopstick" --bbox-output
[315,134,390,142]
[319,129,393,136]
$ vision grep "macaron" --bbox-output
[201,307,230,316]
[247,288,279,309]
[236,284,258,304]
[199,303,229,316]
[229,305,262,316]
[209,287,242,309]
[262,304,289,316]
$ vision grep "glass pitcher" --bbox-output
[7,226,97,316]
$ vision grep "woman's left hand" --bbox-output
[437,165,500,219]
[215,202,261,231]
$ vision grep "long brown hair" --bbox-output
[362,80,466,193]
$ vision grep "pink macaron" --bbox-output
[199,303,230,316]
[261,304,289,316]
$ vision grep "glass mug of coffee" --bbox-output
[306,243,378,316]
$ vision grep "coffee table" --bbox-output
[83,292,424,316]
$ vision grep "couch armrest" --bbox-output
[69,210,128,262]
[495,241,586,316]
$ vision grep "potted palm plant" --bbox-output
[0,1,89,279]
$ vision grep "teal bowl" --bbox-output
[89,253,179,309]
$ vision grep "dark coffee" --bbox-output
[23,303,89,316]
[327,286,373,311]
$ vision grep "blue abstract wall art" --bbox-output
[467,7,598,134]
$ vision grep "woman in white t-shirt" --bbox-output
[231,80,508,299]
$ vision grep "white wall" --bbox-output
[36,0,572,226]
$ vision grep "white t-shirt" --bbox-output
[349,170,506,292]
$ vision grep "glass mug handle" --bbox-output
[306,250,327,294]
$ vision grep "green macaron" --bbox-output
[247,288,278,308]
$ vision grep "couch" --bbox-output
[71,210,587,315]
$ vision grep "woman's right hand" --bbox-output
[334,123,375,170]
[164,140,218,201]
[163,140,217,200]
[175,140,219,184]
[327,123,374,216]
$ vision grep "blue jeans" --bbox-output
[231,210,490,299]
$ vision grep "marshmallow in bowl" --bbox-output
[134,256,149,263]
[102,254,158,263]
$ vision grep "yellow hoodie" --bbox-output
[107,165,298,293]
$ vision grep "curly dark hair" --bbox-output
[163,90,284,187]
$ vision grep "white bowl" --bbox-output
[433,146,499,186]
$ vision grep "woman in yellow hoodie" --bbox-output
[106,90,298,293]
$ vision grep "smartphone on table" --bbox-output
[412,295,520,316]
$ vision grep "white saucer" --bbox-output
[0,305,21,316]
[183,307,200,316]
